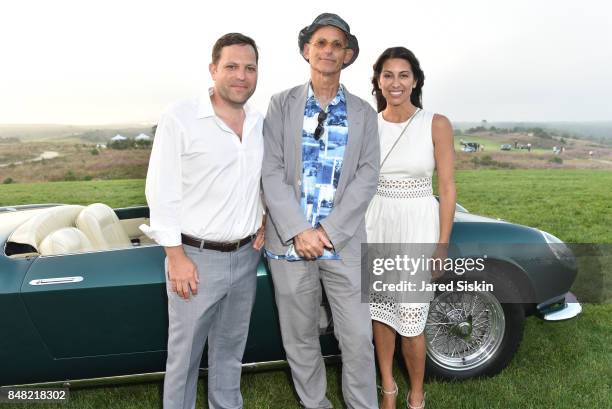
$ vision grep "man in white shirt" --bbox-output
[142,33,264,409]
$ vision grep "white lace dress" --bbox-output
[366,110,440,337]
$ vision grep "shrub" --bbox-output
[135,139,152,148]
[109,139,136,150]
[549,156,563,164]
[3,177,14,184]
[90,148,100,155]
[471,155,515,169]
[466,126,487,134]
[64,171,77,181]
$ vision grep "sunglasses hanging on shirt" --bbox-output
[314,110,328,140]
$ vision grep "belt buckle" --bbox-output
[235,239,242,251]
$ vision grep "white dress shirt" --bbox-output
[141,89,264,247]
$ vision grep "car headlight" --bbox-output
[540,230,576,269]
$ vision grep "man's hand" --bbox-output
[294,228,325,259]
[253,225,265,251]
[165,246,199,299]
[315,225,333,250]
[253,214,266,251]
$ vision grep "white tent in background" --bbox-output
[111,134,127,141]
[135,133,151,141]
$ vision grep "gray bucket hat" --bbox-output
[298,13,359,69]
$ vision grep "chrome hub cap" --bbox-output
[425,291,505,371]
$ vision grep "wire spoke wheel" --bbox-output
[425,291,505,371]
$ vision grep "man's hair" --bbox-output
[212,33,259,64]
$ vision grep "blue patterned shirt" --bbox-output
[300,83,348,227]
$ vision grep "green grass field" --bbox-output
[0,179,146,209]
[1,169,610,409]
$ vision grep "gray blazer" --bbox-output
[262,82,380,257]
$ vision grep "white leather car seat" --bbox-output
[76,203,132,250]
[8,205,84,252]
[39,227,93,256]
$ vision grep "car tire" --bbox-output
[424,272,525,380]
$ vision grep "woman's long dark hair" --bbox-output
[372,47,425,112]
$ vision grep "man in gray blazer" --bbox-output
[262,13,380,409]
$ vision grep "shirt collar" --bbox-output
[307,82,346,108]
[197,87,255,119]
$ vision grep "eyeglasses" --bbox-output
[309,39,347,51]
[314,110,327,140]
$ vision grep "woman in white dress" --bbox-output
[366,47,456,409]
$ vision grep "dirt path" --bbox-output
[0,151,60,168]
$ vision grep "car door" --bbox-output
[20,244,168,359]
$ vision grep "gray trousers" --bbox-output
[268,256,378,409]
[163,243,259,409]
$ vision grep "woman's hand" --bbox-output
[430,242,449,282]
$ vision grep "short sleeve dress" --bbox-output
[365,109,440,337]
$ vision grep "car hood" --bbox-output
[454,211,509,224]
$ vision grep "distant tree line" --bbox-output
[73,126,154,143]
[459,124,612,146]
[464,125,560,140]
[108,138,152,150]
[108,124,156,150]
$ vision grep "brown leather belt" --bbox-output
[181,233,254,252]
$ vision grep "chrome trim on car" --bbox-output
[5,355,342,389]
[28,276,84,286]
[542,292,582,321]
[36,243,160,259]
[543,302,582,321]
[0,203,64,213]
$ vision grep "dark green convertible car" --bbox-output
[0,202,581,387]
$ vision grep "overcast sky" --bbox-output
[2,0,611,125]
